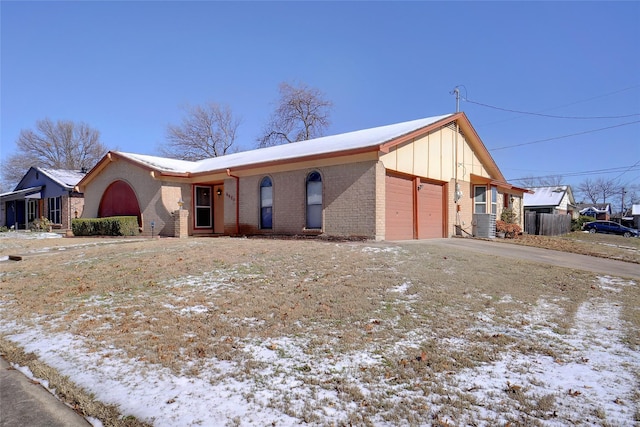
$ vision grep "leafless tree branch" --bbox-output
[257,82,332,148]
[1,118,106,188]
[161,103,241,161]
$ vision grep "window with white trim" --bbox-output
[306,171,322,229]
[260,177,273,229]
[491,187,497,214]
[194,186,212,228]
[474,186,487,213]
[48,197,61,224]
[27,199,38,222]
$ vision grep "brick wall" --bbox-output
[374,162,386,240]
[448,178,474,236]
[225,160,380,238]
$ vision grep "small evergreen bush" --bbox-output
[572,215,594,232]
[500,207,517,224]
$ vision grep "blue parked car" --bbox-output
[582,220,639,238]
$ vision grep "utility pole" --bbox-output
[621,187,625,222]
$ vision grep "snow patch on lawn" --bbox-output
[1,276,637,426]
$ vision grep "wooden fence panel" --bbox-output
[524,212,571,236]
[524,211,537,235]
[538,213,571,236]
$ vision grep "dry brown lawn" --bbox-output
[0,232,638,426]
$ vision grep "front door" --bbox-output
[194,186,212,229]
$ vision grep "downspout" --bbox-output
[413,177,419,239]
[226,169,239,235]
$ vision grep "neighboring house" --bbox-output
[0,167,86,230]
[578,203,611,220]
[631,204,640,230]
[76,112,529,240]
[523,185,578,219]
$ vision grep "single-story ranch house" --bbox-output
[76,112,529,240]
[1,167,85,230]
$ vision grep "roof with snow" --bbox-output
[523,185,573,207]
[116,114,454,174]
[578,204,611,214]
[39,168,87,189]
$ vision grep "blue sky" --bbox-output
[1,1,639,194]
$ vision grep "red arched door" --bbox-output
[98,180,141,225]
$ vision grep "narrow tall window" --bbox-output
[260,177,273,229]
[474,186,487,213]
[48,197,61,224]
[306,171,323,229]
[27,199,38,222]
[195,186,212,228]
[491,187,497,214]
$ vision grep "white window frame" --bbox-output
[27,199,38,222]
[474,185,487,213]
[491,187,497,214]
[48,197,61,224]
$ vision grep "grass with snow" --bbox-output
[0,234,638,426]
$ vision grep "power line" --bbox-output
[612,159,640,181]
[490,120,640,151]
[464,98,640,119]
[508,164,640,182]
[465,85,640,127]
[544,85,640,112]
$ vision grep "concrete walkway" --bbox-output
[0,357,89,427]
[416,237,640,280]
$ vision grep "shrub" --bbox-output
[496,220,522,238]
[29,217,52,232]
[72,216,140,236]
[571,215,594,232]
[500,207,517,224]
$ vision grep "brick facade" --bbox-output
[224,160,381,239]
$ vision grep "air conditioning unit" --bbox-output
[472,213,496,238]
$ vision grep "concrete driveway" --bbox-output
[409,238,640,281]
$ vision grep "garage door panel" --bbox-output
[417,181,443,239]
[385,174,413,240]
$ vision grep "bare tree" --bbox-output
[257,82,333,148]
[162,103,240,161]
[1,118,106,187]
[576,177,621,204]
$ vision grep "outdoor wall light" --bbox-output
[217,188,222,196]
[177,198,184,209]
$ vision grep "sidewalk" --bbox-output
[0,356,89,427]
